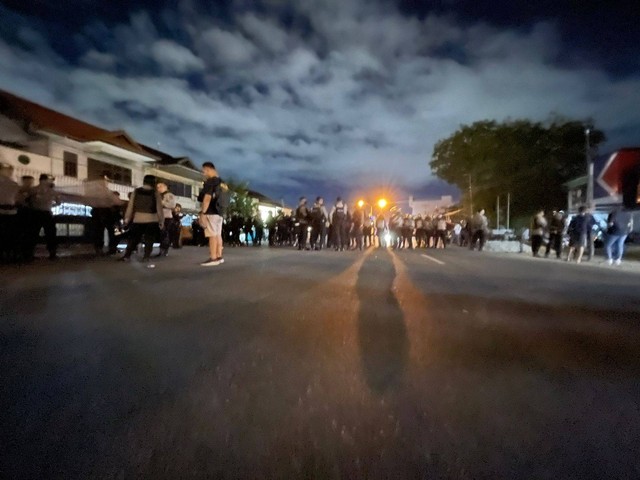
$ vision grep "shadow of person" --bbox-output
[356,250,409,394]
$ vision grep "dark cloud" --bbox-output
[0,1,639,206]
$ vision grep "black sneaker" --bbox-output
[201,258,221,267]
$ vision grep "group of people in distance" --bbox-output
[529,205,634,265]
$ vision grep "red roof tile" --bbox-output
[0,89,148,156]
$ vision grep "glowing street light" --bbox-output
[357,200,365,208]
[377,198,388,209]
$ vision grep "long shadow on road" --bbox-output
[356,249,409,394]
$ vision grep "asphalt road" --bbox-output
[2,246,640,479]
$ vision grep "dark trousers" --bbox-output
[352,226,363,250]
[268,228,276,246]
[363,227,372,247]
[436,230,447,248]
[92,212,117,254]
[531,234,543,256]
[332,219,344,249]
[255,228,264,246]
[545,232,562,258]
[425,231,434,248]
[298,223,309,249]
[310,222,325,249]
[170,221,181,248]
[402,228,413,249]
[0,214,18,262]
[159,218,173,253]
[124,223,160,259]
[29,210,57,258]
[470,230,485,251]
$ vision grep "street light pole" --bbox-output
[467,174,473,216]
[585,127,594,209]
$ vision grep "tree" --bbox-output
[430,118,606,222]
[225,178,257,219]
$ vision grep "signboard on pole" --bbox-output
[593,148,640,209]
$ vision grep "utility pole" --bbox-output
[467,174,473,216]
[506,192,511,230]
[585,127,594,209]
[496,195,500,229]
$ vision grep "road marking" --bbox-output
[421,254,445,265]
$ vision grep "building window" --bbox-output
[63,151,78,178]
[157,178,193,198]
[88,158,132,185]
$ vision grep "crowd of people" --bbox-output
[0,163,185,264]
[528,206,634,265]
[1,165,61,263]
[1,160,635,267]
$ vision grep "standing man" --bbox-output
[545,210,566,259]
[452,221,463,246]
[605,207,633,266]
[156,182,176,257]
[330,197,348,251]
[310,197,329,250]
[363,214,373,248]
[566,207,590,264]
[266,212,277,246]
[295,197,311,250]
[351,202,365,251]
[435,215,448,248]
[531,209,547,257]
[0,163,20,263]
[120,175,164,262]
[170,203,184,249]
[199,162,225,266]
[254,215,264,246]
[27,174,59,260]
[469,209,488,251]
[375,214,387,248]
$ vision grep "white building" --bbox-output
[0,89,286,220]
[0,90,204,213]
[408,195,455,217]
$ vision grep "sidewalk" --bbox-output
[496,248,640,273]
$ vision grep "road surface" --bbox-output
[2,246,639,479]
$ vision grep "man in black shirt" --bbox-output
[295,197,310,250]
[199,162,224,266]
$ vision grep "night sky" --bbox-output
[1,0,638,205]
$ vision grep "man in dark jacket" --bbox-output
[545,210,566,259]
[566,206,590,264]
[120,175,164,262]
[295,197,310,250]
[605,208,634,265]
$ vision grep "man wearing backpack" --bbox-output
[199,162,226,266]
[310,197,329,250]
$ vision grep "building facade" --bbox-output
[0,90,286,231]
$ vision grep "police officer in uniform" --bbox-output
[27,174,59,260]
[330,197,348,251]
[0,163,20,263]
[120,175,164,262]
[309,197,329,250]
[295,197,311,250]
